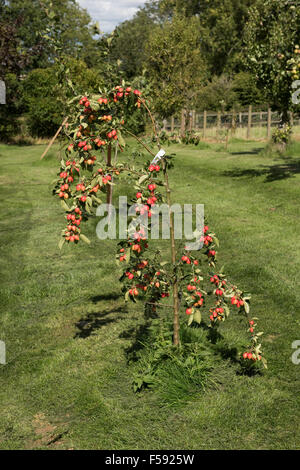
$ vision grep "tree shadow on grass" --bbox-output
[74,305,127,338]
[119,322,152,363]
[191,322,240,364]
[119,304,159,363]
[223,157,300,182]
[89,292,122,303]
[230,148,263,156]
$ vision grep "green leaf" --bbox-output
[61,200,70,211]
[138,174,149,185]
[193,310,202,324]
[125,248,131,264]
[86,196,93,208]
[80,234,91,245]
[92,195,102,205]
[58,238,65,250]
[213,236,219,247]
[187,314,194,326]
[118,131,126,147]
[262,357,268,369]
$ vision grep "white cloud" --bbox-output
[78,0,147,33]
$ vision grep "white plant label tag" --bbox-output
[151,149,165,165]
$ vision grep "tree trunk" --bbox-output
[163,159,180,347]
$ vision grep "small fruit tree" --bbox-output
[53,85,267,372]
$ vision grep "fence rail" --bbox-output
[163,106,299,140]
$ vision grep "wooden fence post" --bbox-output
[181,109,186,135]
[247,105,252,139]
[217,111,221,135]
[203,110,207,138]
[192,110,196,130]
[267,106,272,140]
[188,111,193,131]
[171,116,174,133]
[231,109,236,134]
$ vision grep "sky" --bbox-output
[77,0,147,33]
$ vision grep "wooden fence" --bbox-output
[162,106,299,139]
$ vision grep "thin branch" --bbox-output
[123,127,156,157]
[140,98,161,150]
[40,116,68,160]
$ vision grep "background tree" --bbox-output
[144,13,207,118]
[243,0,300,124]
[110,6,159,79]
[159,0,256,75]
[22,59,104,137]
[3,0,101,69]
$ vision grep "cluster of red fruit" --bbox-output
[248,319,255,334]
[209,307,224,322]
[58,161,80,200]
[231,295,244,308]
[56,85,148,251]
[118,164,172,301]
[78,140,93,151]
[215,288,224,296]
[75,87,143,157]
[79,96,91,108]
[107,129,118,140]
[185,292,204,315]
[203,234,213,246]
[84,155,97,166]
[134,183,159,218]
[148,164,161,172]
[210,275,224,285]
[64,208,82,243]
[242,351,261,361]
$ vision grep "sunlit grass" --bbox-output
[0,139,299,449]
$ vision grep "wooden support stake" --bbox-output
[40,117,68,160]
[171,116,175,133]
[267,107,272,140]
[192,110,196,129]
[217,110,221,137]
[203,110,207,138]
[247,105,252,139]
[181,109,186,135]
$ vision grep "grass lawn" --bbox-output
[0,138,299,450]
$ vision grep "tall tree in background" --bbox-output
[159,0,255,75]
[243,0,300,124]
[1,0,101,70]
[144,13,207,118]
[110,10,155,79]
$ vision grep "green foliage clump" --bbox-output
[0,73,23,141]
[144,13,207,118]
[22,60,104,137]
[130,319,214,406]
[243,0,300,122]
[272,124,292,145]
